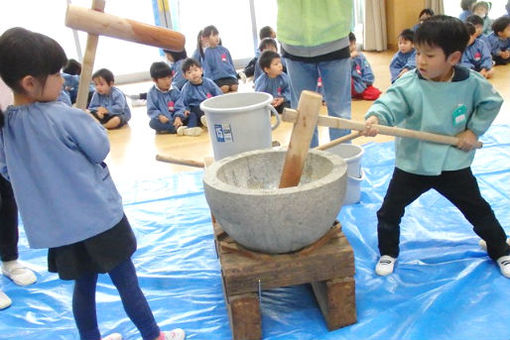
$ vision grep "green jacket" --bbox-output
[277,0,353,47]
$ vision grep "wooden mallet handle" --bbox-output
[65,4,185,51]
[156,154,205,168]
[282,108,483,149]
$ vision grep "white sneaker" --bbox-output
[200,115,208,128]
[238,71,247,83]
[479,238,510,251]
[102,333,122,340]
[161,328,186,340]
[177,126,202,137]
[375,255,396,276]
[0,290,11,310]
[497,255,510,278]
[2,260,37,286]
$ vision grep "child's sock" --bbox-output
[200,115,208,129]
[2,260,37,286]
[497,255,510,278]
[375,255,396,276]
[159,329,186,340]
[102,333,122,340]
[0,290,11,310]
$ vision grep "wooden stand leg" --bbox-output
[311,277,356,330]
[227,293,262,340]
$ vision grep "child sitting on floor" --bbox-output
[389,29,416,83]
[487,16,510,65]
[362,15,510,279]
[177,58,223,136]
[349,32,381,100]
[461,22,494,78]
[88,68,131,129]
[0,26,185,340]
[201,25,239,94]
[146,62,187,135]
[254,50,291,113]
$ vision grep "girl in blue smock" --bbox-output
[0,27,185,340]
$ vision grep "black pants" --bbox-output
[0,175,18,262]
[377,167,510,260]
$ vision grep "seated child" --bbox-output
[178,58,223,135]
[164,49,188,91]
[253,38,282,82]
[466,14,490,46]
[389,29,416,83]
[461,22,493,78]
[201,25,239,94]
[487,16,510,65]
[254,50,291,113]
[361,15,510,279]
[412,8,434,31]
[349,32,381,100]
[243,26,277,78]
[88,68,131,129]
[146,62,187,135]
[459,0,476,21]
[472,1,493,35]
[61,59,95,105]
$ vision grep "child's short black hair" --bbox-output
[163,49,187,62]
[349,32,356,42]
[258,38,277,52]
[259,26,274,40]
[150,62,172,79]
[259,50,280,71]
[63,59,82,75]
[465,22,476,35]
[399,29,414,42]
[92,68,114,84]
[492,16,510,34]
[466,14,484,26]
[419,8,434,18]
[415,15,469,57]
[203,25,219,37]
[182,58,201,73]
[0,27,67,93]
[461,0,476,11]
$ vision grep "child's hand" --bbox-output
[501,50,510,59]
[173,116,183,128]
[455,130,479,151]
[96,107,108,118]
[183,110,190,117]
[362,115,379,137]
[159,115,169,124]
[480,68,488,78]
[272,98,283,107]
[397,68,409,79]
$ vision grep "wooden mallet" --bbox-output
[65,1,186,109]
[282,108,483,149]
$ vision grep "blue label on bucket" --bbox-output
[214,124,234,143]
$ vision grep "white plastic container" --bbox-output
[326,143,364,204]
[200,92,280,160]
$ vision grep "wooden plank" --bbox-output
[279,90,322,188]
[311,277,357,330]
[228,293,262,340]
[220,236,355,296]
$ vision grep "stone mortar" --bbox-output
[203,148,347,254]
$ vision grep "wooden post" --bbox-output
[74,0,105,110]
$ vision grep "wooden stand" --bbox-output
[213,220,357,339]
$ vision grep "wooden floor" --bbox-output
[108,51,510,181]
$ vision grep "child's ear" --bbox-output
[448,51,462,65]
[19,75,38,94]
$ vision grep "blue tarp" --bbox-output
[2,125,510,339]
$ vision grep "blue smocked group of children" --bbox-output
[2,8,510,340]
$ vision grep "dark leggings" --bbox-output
[73,258,160,340]
[0,175,19,262]
[377,167,510,260]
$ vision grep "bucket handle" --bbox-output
[267,105,281,130]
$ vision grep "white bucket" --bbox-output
[326,143,364,204]
[200,92,280,160]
